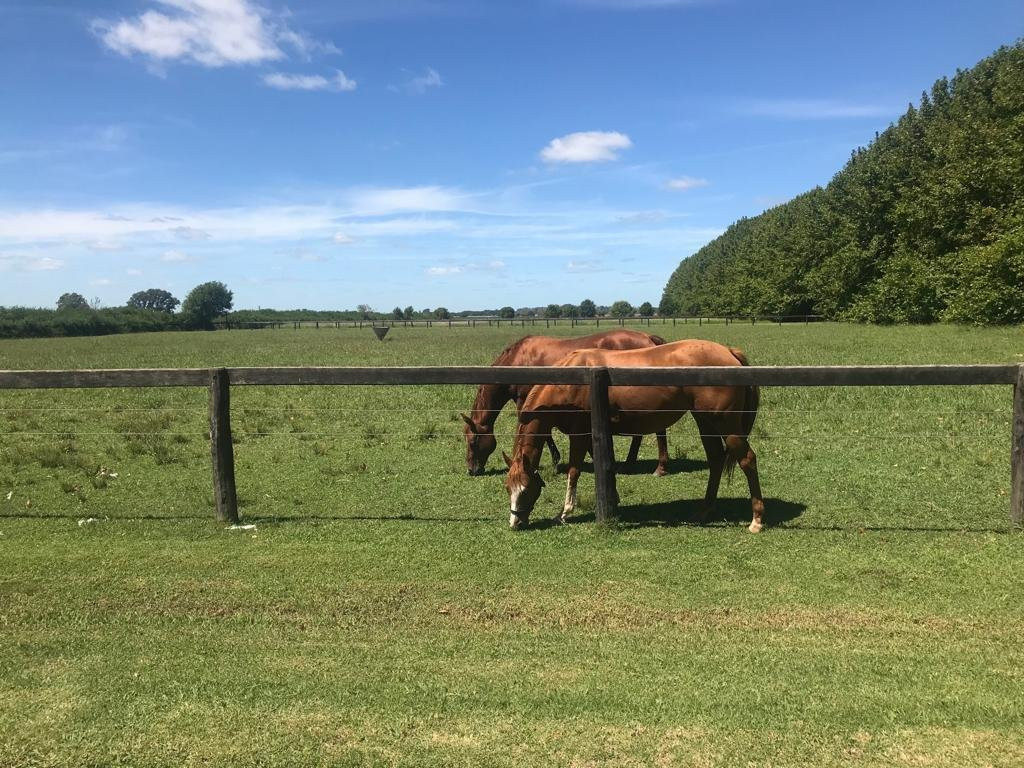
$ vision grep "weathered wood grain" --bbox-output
[209,369,238,525]
[589,367,617,524]
[1012,365,1024,529]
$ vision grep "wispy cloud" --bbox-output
[262,70,356,92]
[541,131,632,163]
[346,186,462,215]
[332,232,355,244]
[740,99,895,120]
[566,0,707,7]
[160,249,194,262]
[566,259,607,273]
[425,265,462,276]
[408,67,442,93]
[665,175,709,191]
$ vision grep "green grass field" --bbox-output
[2,322,1023,767]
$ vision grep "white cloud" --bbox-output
[93,0,341,72]
[332,232,355,244]
[262,70,356,92]
[665,176,709,191]
[161,249,194,262]
[740,99,894,120]
[426,266,462,276]
[541,131,632,164]
[126,268,144,276]
[90,278,113,286]
[94,0,284,67]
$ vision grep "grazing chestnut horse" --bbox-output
[462,330,669,475]
[503,339,764,533]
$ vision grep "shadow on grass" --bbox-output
[250,513,496,524]
[526,496,806,531]
[551,457,707,476]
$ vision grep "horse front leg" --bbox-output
[561,434,588,523]
[726,435,765,533]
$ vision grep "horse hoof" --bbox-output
[653,468,667,477]
[748,521,763,534]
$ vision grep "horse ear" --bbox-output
[502,451,513,468]
[460,413,476,431]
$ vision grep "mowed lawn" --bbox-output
[1,322,1023,767]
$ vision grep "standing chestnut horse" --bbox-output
[503,339,764,533]
[462,330,669,475]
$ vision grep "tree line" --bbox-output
[661,41,1024,325]
[0,282,232,339]
[0,287,661,339]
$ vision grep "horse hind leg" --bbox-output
[625,435,642,467]
[654,431,668,477]
[725,434,765,533]
[545,434,562,470]
[696,432,727,524]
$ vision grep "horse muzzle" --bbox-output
[509,511,530,530]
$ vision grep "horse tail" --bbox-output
[724,347,758,478]
[648,333,667,346]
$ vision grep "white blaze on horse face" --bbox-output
[509,482,525,512]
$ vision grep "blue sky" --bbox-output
[2,0,1021,312]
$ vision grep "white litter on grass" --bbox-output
[4,491,11,501]
[78,518,101,527]
[226,524,257,531]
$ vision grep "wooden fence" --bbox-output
[214,315,825,330]
[1,364,1021,529]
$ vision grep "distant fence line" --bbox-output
[2,363,1021,531]
[214,315,826,331]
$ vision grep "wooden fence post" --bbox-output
[1012,364,1024,529]
[209,368,239,524]
[589,367,617,523]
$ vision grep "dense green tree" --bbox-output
[638,301,654,316]
[579,299,597,317]
[499,306,515,318]
[661,42,1024,326]
[609,300,634,318]
[392,306,404,320]
[560,303,579,318]
[127,289,179,313]
[544,304,562,318]
[403,306,414,320]
[434,307,450,319]
[181,281,233,330]
[56,292,89,311]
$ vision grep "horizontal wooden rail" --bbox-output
[1,363,1020,528]
[0,364,1018,389]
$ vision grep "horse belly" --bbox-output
[611,386,688,435]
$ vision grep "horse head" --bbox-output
[462,413,497,476]
[503,450,545,529]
